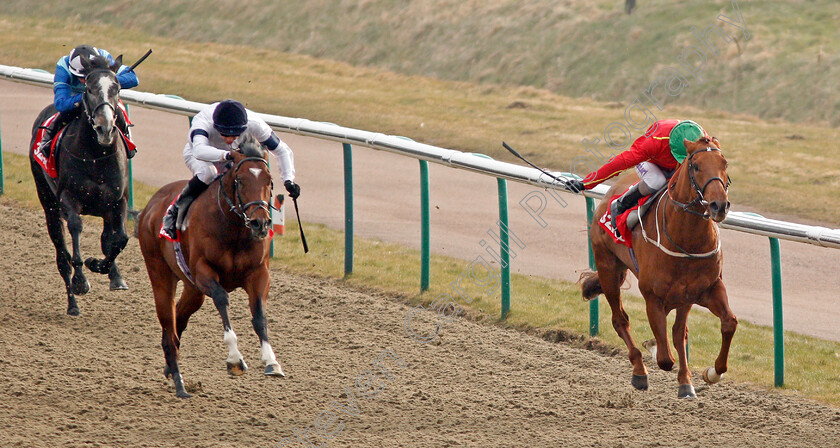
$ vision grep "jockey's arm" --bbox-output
[190,130,229,162]
[582,136,654,188]
[261,133,296,183]
[53,68,82,113]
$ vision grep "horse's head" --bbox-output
[225,136,273,239]
[682,136,731,222]
[80,54,122,146]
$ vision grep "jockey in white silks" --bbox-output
[160,99,300,240]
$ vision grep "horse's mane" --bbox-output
[88,54,114,72]
[238,135,266,159]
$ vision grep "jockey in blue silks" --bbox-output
[39,44,140,158]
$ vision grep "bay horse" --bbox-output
[30,53,130,316]
[137,136,283,398]
[580,137,735,398]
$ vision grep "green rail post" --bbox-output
[498,177,510,319]
[343,143,354,276]
[0,113,4,196]
[585,196,599,336]
[471,153,511,319]
[770,237,784,387]
[419,160,430,292]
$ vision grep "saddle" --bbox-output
[598,183,666,248]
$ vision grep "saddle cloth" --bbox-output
[597,183,665,248]
[31,113,65,178]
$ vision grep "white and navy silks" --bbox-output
[53,49,139,113]
[184,102,296,185]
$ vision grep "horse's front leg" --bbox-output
[244,268,284,377]
[40,202,79,315]
[672,304,695,398]
[62,206,90,297]
[700,280,737,384]
[197,267,248,376]
[85,204,129,291]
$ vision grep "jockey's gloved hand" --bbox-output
[284,180,301,199]
[567,179,585,194]
[225,151,234,161]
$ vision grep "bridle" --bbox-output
[81,68,118,129]
[640,145,731,259]
[218,157,272,229]
[666,146,731,219]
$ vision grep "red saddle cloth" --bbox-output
[31,113,63,178]
[597,183,653,248]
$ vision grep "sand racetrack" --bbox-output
[1,201,839,447]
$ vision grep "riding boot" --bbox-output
[610,183,644,237]
[161,176,210,240]
[116,110,137,159]
[38,111,74,159]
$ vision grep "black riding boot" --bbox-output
[161,176,209,240]
[38,111,75,158]
[610,183,644,237]
[116,110,136,159]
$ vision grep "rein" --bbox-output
[218,157,272,228]
[642,146,729,259]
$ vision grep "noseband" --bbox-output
[219,157,272,228]
[667,147,731,219]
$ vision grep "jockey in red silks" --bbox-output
[567,119,707,237]
[38,44,140,158]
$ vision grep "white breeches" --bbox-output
[635,161,668,195]
[183,146,222,185]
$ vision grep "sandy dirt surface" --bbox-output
[1,201,840,447]
[2,78,840,346]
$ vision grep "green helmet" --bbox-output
[669,120,705,163]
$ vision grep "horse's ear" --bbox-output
[228,150,246,164]
[80,55,93,72]
[711,136,721,148]
[112,55,123,72]
[683,138,696,152]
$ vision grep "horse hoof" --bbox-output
[702,366,723,384]
[71,279,90,295]
[227,360,248,376]
[67,306,81,316]
[631,374,648,391]
[175,390,192,399]
[84,257,109,275]
[678,384,697,399]
[265,364,286,377]
[110,278,129,291]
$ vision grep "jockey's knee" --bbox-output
[195,168,217,185]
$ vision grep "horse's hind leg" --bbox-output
[701,281,737,385]
[595,249,648,390]
[245,270,284,377]
[672,304,696,398]
[149,266,190,398]
[644,297,675,371]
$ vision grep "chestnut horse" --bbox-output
[137,137,283,398]
[580,137,735,398]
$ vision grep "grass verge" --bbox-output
[4,151,840,407]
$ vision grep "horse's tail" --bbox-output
[579,271,602,301]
